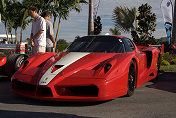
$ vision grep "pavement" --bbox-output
[0,72,176,118]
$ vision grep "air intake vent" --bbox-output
[51,65,64,73]
[38,57,52,67]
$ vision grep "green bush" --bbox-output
[161,60,170,66]
[161,65,176,72]
[55,44,69,52]
[170,59,176,65]
[161,52,176,63]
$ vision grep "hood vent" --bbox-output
[51,65,64,73]
[38,57,52,67]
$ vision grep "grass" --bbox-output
[161,65,176,72]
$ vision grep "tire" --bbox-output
[126,60,136,97]
[4,54,28,78]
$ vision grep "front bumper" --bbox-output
[11,75,115,101]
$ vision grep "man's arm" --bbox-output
[50,34,56,48]
[30,30,44,47]
[30,33,33,39]
[30,33,34,47]
[49,21,56,48]
[31,30,44,39]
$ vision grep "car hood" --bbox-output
[15,52,118,85]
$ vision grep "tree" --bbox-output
[0,0,87,44]
[0,0,33,44]
[20,8,32,43]
[54,0,87,43]
[109,27,121,35]
[88,0,94,35]
[22,0,52,11]
[0,0,20,43]
[7,9,15,43]
[112,4,158,45]
[94,16,102,35]
[12,1,23,44]
[57,39,68,44]
[75,35,80,39]
[6,0,20,44]
[23,0,87,43]
[112,6,137,33]
[132,3,158,45]
[0,0,10,43]
[13,0,33,43]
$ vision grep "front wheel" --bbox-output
[126,60,136,97]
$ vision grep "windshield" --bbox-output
[66,36,124,53]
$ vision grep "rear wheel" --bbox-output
[152,54,161,82]
[126,60,136,97]
[5,54,28,77]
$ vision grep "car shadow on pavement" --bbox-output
[0,76,111,107]
[11,96,111,107]
[0,110,96,118]
[146,72,176,93]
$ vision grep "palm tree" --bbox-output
[12,1,21,44]
[0,0,10,43]
[20,9,32,43]
[22,0,87,43]
[11,0,26,44]
[22,0,56,31]
[53,0,87,43]
[11,0,33,43]
[52,0,60,32]
[112,6,137,33]
[109,27,121,35]
[88,0,94,35]
[1,0,27,44]
[6,0,16,44]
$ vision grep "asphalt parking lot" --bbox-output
[0,72,176,118]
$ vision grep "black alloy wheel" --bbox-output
[126,60,136,97]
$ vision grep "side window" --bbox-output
[123,38,135,52]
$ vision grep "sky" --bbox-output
[0,0,175,42]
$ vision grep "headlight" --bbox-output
[104,63,112,73]
[92,60,108,70]
[92,61,112,74]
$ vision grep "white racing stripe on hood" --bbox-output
[39,52,90,85]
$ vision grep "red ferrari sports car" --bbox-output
[11,35,161,101]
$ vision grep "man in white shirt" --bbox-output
[41,11,56,52]
[29,6,46,55]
